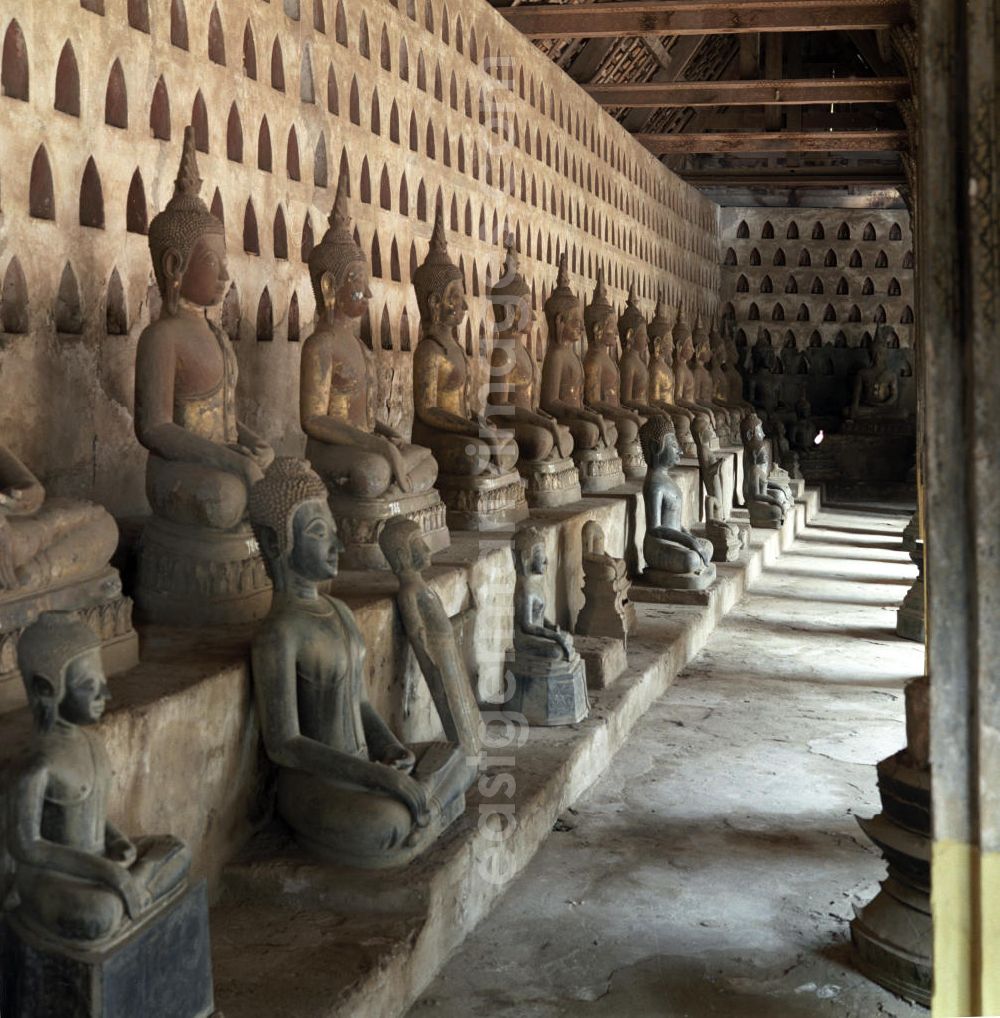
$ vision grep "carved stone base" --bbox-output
[620,440,646,480]
[576,580,635,645]
[573,446,625,494]
[135,517,271,627]
[747,504,785,529]
[504,650,589,726]
[518,456,583,508]
[574,635,627,690]
[631,563,718,607]
[325,488,450,570]
[0,882,215,1018]
[705,519,747,563]
[896,576,925,643]
[642,563,716,591]
[0,569,138,712]
[436,469,528,531]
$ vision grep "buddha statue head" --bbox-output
[513,526,547,577]
[378,516,432,575]
[672,305,694,363]
[740,412,766,447]
[543,253,582,347]
[648,292,673,345]
[148,126,228,316]
[639,415,680,471]
[489,236,533,342]
[248,458,342,588]
[413,204,467,332]
[582,519,606,557]
[308,164,371,322]
[584,268,616,349]
[18,612,106,734]
[618,282,646,346]
[693,315,712,366]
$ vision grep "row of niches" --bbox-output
[731,219,906,242]
[725,296,914,324]
[0,5,715,240]
[724,247,914,270]
[732,324,912,352]
[728,274,912,299]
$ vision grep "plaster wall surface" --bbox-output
[0,0,720,515]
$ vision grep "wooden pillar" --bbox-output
[919,0,1000,1008]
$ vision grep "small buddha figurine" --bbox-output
[539,254,625,493]
[638,416,716,591]
[488,238,580,507]
[0,443,118,594]
[846,329,900,420]
[740,413,793,528]
[670,306,717,438]
[575,520,635,645]
[646,297,698,457]
[249,459,472,867]
[412,206,526,529]
[135,126,272,624]
[505,527,588,726]
[301,167,448,567]
[378,517,482,762]
[690,416,744,562]
[583,270,645,477]
[6,613,191,945]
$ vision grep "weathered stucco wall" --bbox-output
[0,0,720,516]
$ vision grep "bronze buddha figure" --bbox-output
[539,254,625,493]
[583,270,645,478]
[740,412,794,528]
[134,126,271,624]
[411,206,527,530]
[646,296,698,457]
[488,239,580,507]
[301,166,448,567]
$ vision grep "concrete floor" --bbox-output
[407,507,927,1018]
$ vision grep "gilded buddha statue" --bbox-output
[583,270,645,478]
[249,459,476,868]
[646,295,698,457]
[616,287,677,443]
[134,126,271,624]
[670,305,717,440]
[539,254,625,492]
[0,442,136,707]
[691,315,740,445]
[300,167,448,567]
[411,206,527,530]
[487,238,580,507]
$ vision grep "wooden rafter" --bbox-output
[635,129,908,152]
[499,0,910,39]
[585,76,909,106]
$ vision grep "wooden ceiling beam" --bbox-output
[635,129,908,152]
[585,76,909,106]
[677,168,906,186]
[499,0,910,39]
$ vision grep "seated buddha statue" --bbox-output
[691,316,741,444]
[7,612,191,945]
[846,329,902,421]
[134,126,272,624]
[505,527,588,726]
[748,344,795,472]
[487,238,580,507]
[583,270,645,478]
[248,459,475,868]
[646,296,697,457]
[670,306,717,439]
[539,254,625,493]
[740,412,793,528]
[617,287,676,435]
[638,417,716,591]
[411,206,526,529]
[710,322,754,429]
[300,168,448,567]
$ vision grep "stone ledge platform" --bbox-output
[208,487,820,1018]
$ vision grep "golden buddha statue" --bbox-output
[134,126,272,624]
[583,270,644,478]
[300,167,448,568]
[539,254,625,493]
[670,305,717,439]
[646,295,697,457]
[411,205,527,529]
[488,238,580,507]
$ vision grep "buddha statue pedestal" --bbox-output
[324,489,449,570]
[433,471,528,532]
[136,516,270,626]
[574,447,626,493]
[519,458,582,509]
[575,520,635,644]
[504,528,589,726]
[1,882,215,1018]
[134,127,273,627]
[896,538,925,642]
[572,635,627,690]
